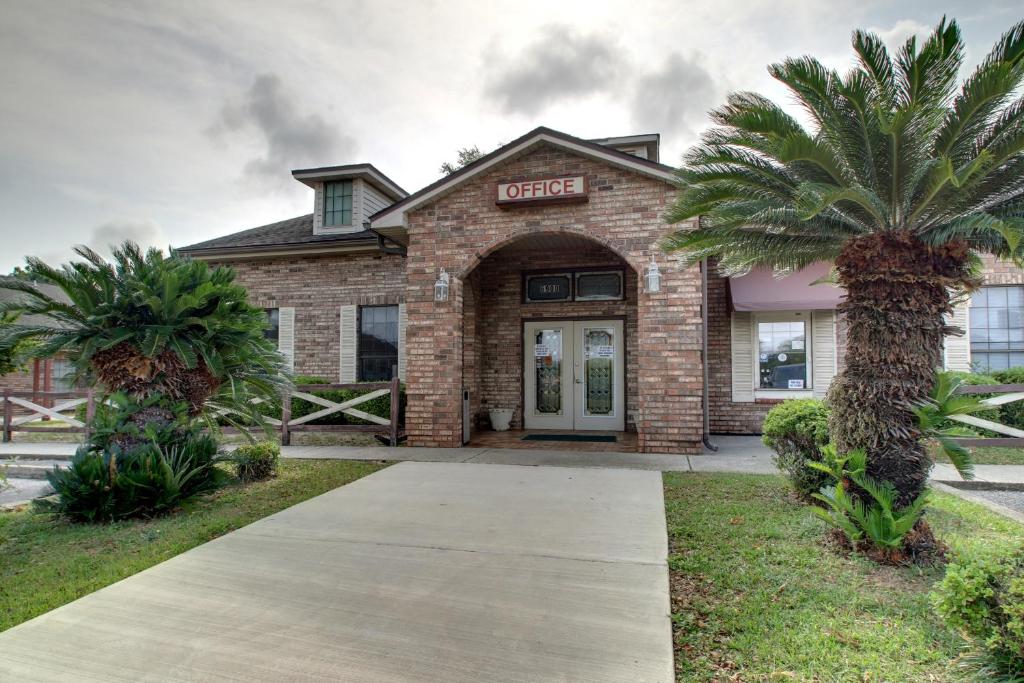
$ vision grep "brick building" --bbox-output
[171,126,1023,453]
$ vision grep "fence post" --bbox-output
[281,390,292,447]
[84,389,95,442]
[389,366,400,447]
[2,389,11,443]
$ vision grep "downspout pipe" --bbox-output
[701,257,718,452]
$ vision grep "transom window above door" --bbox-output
[523,268,624,303]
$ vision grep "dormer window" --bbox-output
[324,180,354,227]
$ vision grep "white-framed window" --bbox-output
[754,311,812,397]
[969,285,1024,371]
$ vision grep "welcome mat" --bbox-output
[522,434,617,443]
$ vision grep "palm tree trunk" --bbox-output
[827,232,973,508]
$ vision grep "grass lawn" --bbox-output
[935,446,1024,465]
[665,472,1023,682]
[0,459,385,632]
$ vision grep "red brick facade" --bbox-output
[403,144,703,453]
[212,252,406,379]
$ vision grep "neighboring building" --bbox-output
[168,125,1018,453]
[0,282,74,398]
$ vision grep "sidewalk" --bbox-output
[3,436,1023,481]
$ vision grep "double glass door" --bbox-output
[523,320,625,431]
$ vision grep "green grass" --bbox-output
[664,473,1023,682]
[938,446,1024,465]
[0,459,385,632]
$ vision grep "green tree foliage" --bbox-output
[439,145,483,175]
[0,243,289,520]
[663,18,1024,512]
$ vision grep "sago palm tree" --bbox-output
[663,18,1024,509]
[0,243,289,437]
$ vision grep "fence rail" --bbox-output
[1,376,404,446]
[951,382,1024,449]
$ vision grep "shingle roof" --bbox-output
[177,214,377,253]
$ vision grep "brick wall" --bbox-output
[404,143,703,452]
[211,252,406,379]
[707,258,1020,436]
[467,243,639,433]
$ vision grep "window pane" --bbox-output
[757,320,807,389]
[358,305,398,381]
[264,308,279,344]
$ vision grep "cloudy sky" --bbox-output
[0,0,1019,271]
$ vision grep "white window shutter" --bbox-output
[811,310,837,399]
[278,307,295,371]
[731,312,755,403]
[339,305,357,382]
[943,299,971,371]
[397,303,407,381]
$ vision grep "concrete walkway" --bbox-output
[0,461,674,682]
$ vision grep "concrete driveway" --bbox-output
[0,461,673,682]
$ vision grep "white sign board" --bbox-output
[534,344,550,357]
[496,176,587,205]
[788,379,805,389]
[590,345,614,358]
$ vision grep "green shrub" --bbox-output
[762,399,832,499]
[993,367,1024,431]
[233,441,280,482]
[932,549,1024,679]
[37,433,226,523]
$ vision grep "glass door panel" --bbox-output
[573,320,624,431]
[523,321,574,430]
[582,327,614,415]
[534,328,564,415]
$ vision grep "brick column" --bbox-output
[635,255,705,454]
[405,262,465,448]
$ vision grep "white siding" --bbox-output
[811,310,837,398]
[362,182,392,222]
[339,305,358,382]
[397,303,407,381]
[944,299,972,371]
[278,307,295,371]
[731,312,755,402]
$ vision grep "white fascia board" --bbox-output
[292,166,407,201]
[370,133,677,229]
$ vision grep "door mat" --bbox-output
[522,434,617,443]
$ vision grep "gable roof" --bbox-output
[177,214,377,257]
[370,126,678,229]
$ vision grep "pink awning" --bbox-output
[729,262,845,311]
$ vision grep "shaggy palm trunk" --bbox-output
[827,232,973,508]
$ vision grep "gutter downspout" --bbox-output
[701,257,718,452]
[367,222,407,256]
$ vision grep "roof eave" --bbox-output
[290,163,408,201]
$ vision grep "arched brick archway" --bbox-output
[401,143,704,453]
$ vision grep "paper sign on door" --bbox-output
[534,345,550,357]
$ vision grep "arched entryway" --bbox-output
[459,231,639,449]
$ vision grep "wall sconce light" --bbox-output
[434,267,450,302]
[644,258,661,293]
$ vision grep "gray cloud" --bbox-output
[484,26,624,116]
[88,219,168,256]
[210,74,355,183]
[630,52,720,158]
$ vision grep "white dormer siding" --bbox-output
[313,178,372,235]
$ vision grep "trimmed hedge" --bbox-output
[762,399,832,499]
